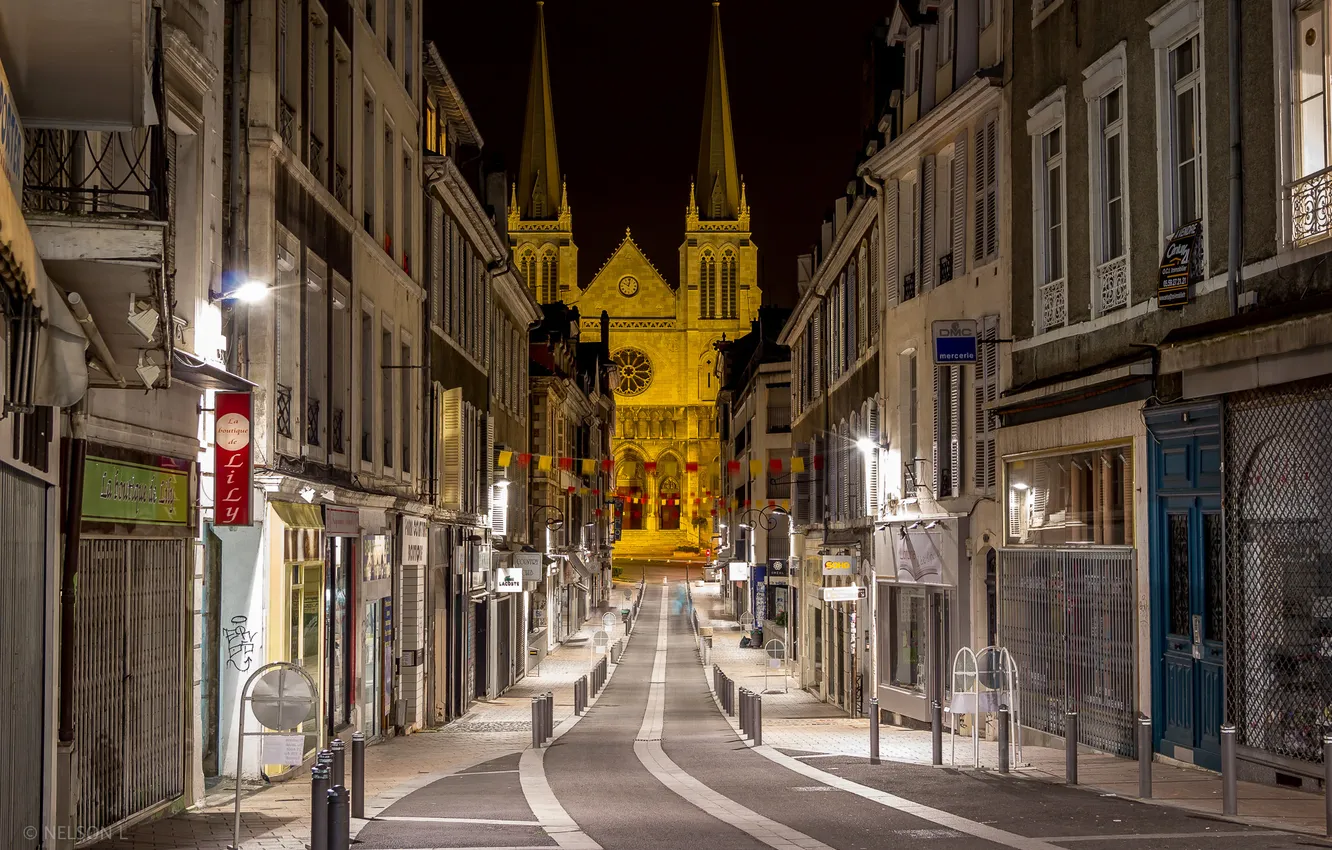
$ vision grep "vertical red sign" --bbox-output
[214,391,253,526]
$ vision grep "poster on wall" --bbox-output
[214,391,252,525]
[1158,220,1203,308]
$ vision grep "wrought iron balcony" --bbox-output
[276,384,293,439]
[1095,255,1129,314]
[23,127,166,219]
[332,407,345,453]
[305,397,321,447]
[309,133,325,183]
[939,252,954,284]
[902,271,916,301]
[362,431,373,462]
[766,405,791,433]
[1289,166,1332,244]
[1039,278,1067,333]
[279,98,297,150]
[334,164,350,208]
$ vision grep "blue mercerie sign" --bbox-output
[932,319,978,365]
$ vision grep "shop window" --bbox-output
[1004,444,1133,546]
[889,585,928,692]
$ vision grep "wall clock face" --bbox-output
[618,276,639,297]
[612,348,653,396]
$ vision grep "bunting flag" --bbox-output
[498,450,514,468]
[594,509,603,516]
[538,455,553,472]
[566,486,575,494]
[601,458,613,471]
[559,456,573,470]
[582,459,596,476]
[767,499,776,508]
[592,488,600,496]
[813,454,825,470]
[518,453,533,468]
[749,459,763,478]
[644,461,658,473]
[769,457,783,474]
[790,456,805,474]
[744,499,752,508]
[578,486,589,495]
[781,499,790,512]
[727,460,741,475]
[685,461,699,472]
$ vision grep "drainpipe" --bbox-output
[1226,0,1242,317]
[55,402,88,850]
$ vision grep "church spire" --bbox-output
[696,1,740,221]
[518,1,562,220]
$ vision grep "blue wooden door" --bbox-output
[1148,404,1224,771]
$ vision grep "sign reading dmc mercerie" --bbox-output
[82,456,189,525]
[932,319,979,364]
[821,555,857,576]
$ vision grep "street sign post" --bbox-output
[933,319,979,364]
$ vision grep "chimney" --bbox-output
[834,196,849,234]
[486,171,509,242]
[796,253,814,296]
[820,220,834,262]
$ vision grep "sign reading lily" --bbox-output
[214,391,253,525]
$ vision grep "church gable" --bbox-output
[577,231,677,320]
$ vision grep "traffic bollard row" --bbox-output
[311,761,330,850]
[869,698,880,765]
[753,693,762,747]
[331,738,346,787]
[739,689,749,737]
[997,706,1010,774]
[931,700,943,767]
[328,785,350,850]
[351,732,365,819]
[1066,710,1079,786]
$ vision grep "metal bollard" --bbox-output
[350,732,365,819]
[1138,716,1153,799]
[931,700,943,767]
[310,763,330,850]
[546,692,555,739]
[1222,723,1238,815]
[997,706,1010,774]
[330,738,346,787]
[532,698,543,748]
[754,694,762,747]
[730,680,737,718]
[742,690,751,737]
[1324,735,1332,838]
[328,785,350,850]
[869,698,880,765]
[1066,711,1079,786]
[739,689,747,735]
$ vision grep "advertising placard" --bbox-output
[495,567,523,592]
[821,555,857,577]
[214,392,253,526]
[515,552,543,582]
[82,456,189,526]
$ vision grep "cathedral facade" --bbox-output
[509,2,760,557]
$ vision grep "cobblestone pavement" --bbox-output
[86,584,642,850]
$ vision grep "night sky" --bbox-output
[427,1,889,307]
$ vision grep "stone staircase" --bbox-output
[611,528,697,559]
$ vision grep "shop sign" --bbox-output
[822,585,865,602]
[515,552,543,582]
[728,560,749,581]
[382,596,393,641]
[755,581,767,621]
[324,505,360,536]
[495,567,523,593]
[401,516,428,565]
[82,456,189,526]
[880,520,961,587]
[932,319,978,364]
[821,555,856,577]
[1158,220,1203,308]
[0,55,23,190]
[214,392,253,525]
[363,535,391,582]
[767,558,788,576]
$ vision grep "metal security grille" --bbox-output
[998,547,1137,756]
[1225,378,1332,767]
[0,466,47,850]
[75,538,187,836]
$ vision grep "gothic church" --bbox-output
[509,2,761,557]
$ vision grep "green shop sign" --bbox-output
[82,457,189,526]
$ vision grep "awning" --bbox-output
[270,501,324,529]
[172,348,256,391]
[569,552,593,578]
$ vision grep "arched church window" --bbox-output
[612,348,653,396]
[540,250,559,303]
[519,249,537,298]
[618,451,647,531]
[700,250,717,319]
[721,248,737,319]
[659,475,682,530]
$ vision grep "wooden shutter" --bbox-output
[430,200,443,328]
[884,182,899,307]
[869,226,880,341]
[984,116,999,259]
[973,123,987,264]
[491,483,507,536]
[949,365,962,497]
[866,399,881,517]
[973,314,999,492]
[951,132,967,278]
[812,434,825,523]
[481,415,493,514]
[921,155,936,292]
[440,386,463,509]
[932,364,942,496]
[857,244,868,354]
[812,307,823,396]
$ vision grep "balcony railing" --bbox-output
[309,133,325,183]
[1095,255,1129,314]
[332,407,345,453]
[1289,166,1332,244]
[305,397,321,447]
[939,252,954,284]
[279,98,297,150]
[23,127,166,219]
[1039,278,1067,333]
[902,271,917,301]
[276,384,293,439]
[334,164,350,208]
[766,406,791,433]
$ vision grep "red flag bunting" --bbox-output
[518,453,533,467]
[727,460,741,474]
[559,456,573,470]
[601,458,613,470]
[686,461,699,472]
[769,457,783,474]
[813,454,825,470]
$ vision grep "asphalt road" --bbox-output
[357,581,1315,850]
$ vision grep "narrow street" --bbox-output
[349,582,1309,850]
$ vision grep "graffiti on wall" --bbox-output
[223,615,257,672]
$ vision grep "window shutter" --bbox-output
[921,155,936,292]
[812,435,825,523]
[949,365,962,497]
[932,364,942,497]
[869,227,880,341]
[884,182,899,307]
[491,484,507,536]
[866,399,881,517]
[985,117,999,259]
[440,386,463,509]
[982,314,999,490]
[857,245,868,353]
[973,334,989,493]
[482,414,494,514]
[952,132,967,277]
[973,123,987,264]
[430,201,442,327]
[848,417,861,516]
[812,308,823,396]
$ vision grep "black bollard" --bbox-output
[1222,724,1237,815]
[729,680,737,718]
[754,694,763,747]
[532,698,542,748]
[311,763,330,850]
[1324,735,1332,838]
[328,785,350,850]
[997,707,1010,774]
[351,732,365,819]
[1066,711,1079,786]
[740,689,749,737]
[931,700,943,767]
[330,738,346,787]
[1138,716,1153,799]
[869,698,880,765]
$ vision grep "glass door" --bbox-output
[363,599,381,739]
[288,563,323,755]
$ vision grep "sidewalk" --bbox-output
[87,587,639,850]
[689,580,1330,838]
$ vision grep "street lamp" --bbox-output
[737,503,788,530]
[531,504,565,531]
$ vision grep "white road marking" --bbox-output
[1045,831,1287,842]
[634,586,837,850]
[448,769,522,777]
[520,741,602,849]
[376,815,543,826]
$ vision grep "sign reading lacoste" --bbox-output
[495,567,523,593]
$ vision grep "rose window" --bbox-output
[613,348,653,396]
